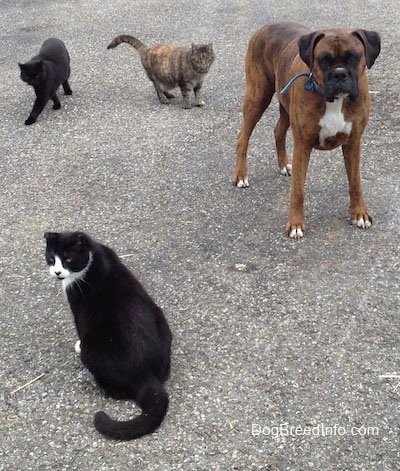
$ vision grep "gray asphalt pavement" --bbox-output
[1,1,399,470]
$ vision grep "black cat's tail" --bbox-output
[107,35,146,52]
[93,378,169,441]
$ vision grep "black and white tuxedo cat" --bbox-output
[44,231,172,440]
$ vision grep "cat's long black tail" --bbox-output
[93,377,169,441]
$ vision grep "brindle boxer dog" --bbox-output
[232,21,380,238]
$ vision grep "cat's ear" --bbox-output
[35,60,44,70]
[207,43,213,52]
[72,231,89,248]
[44,232,58,240]
[44,232,59,249]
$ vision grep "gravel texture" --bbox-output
[1,0,399,470]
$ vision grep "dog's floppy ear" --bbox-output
[352,30,381,69]
[298,31,325,68]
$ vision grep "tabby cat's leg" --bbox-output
[164,91,175,99]
[152,82,170,104]
[62,80,73,95]
[193,84,204,107]
[180,84,192,109]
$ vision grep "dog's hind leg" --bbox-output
[233,79,274,187]
[274,104,292,176]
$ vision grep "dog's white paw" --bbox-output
[352,217,372,229]
[236,177,249,188]
[74,340,81,354]
[288,227,304,239]
[280,164,292,176]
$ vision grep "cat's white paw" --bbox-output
[74,340,81,354]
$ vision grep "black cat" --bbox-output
[19,38,72,125]
[44,231,172,440]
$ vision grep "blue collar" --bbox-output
[280,72,325,96]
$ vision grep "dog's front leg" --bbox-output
[342,139,372,229]
[286,143,312,238]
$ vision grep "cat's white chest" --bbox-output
[319,96,352,146]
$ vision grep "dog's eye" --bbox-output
[318,53,334,69]
[344,52,360,66]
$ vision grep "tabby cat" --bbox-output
[19,38,72,125]
[44,231,172,441]
[107,35,214,108]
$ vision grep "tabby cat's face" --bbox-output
[190,43,214,74]
[44,232,92,290]
[19,60,45,87]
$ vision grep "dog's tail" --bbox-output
[107,35,147,53]
[93,377,168,441]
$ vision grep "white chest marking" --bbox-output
[319,96,352,146]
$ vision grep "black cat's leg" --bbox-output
[193,83,204,107]
[25,97,47,125]
[51,93,61,110]
[63,80,72,95]
[180,85,192,109]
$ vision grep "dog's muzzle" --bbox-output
[324,67,359,102]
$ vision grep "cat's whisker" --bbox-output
[74,277,92,294]
[71,279,84,296]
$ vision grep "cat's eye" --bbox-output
[49,256,55,263]
[65,257,72,263]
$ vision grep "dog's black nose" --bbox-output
[332,68,348,81]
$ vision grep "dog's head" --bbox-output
[298,28,380,102]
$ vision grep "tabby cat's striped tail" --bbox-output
[107,35,147,52]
